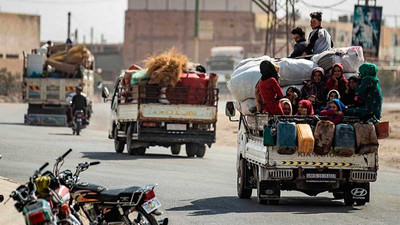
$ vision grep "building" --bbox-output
[123,0,265,67]
[0,12,40,78]
[86,44,123,81]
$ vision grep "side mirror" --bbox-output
[225,101,236,117]
[102,87,110,99]
[96,81,103,89]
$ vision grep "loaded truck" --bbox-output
[225,102,380,205]
[104,71,218,157]
[22,44,94,126]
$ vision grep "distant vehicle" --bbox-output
[206,46,245,82]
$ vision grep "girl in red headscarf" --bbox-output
[296,100,314,115]
[258,60,284,115]
[326,63,348,97]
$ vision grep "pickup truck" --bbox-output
[104,72,218,157]
[225,102,378,206]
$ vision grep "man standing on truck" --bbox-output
[67,86,88,126]
[302,12,333,56]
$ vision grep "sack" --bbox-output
[296,124,314,153]
[375,121,390,139]
[354,122,379,154]
[232,56,273,77]
[314,120,335,155]
[277,121,297,154]
[333,124,356,157]
[277,58,318,86]
[227,66,261,102]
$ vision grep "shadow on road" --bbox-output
[81,151,187,161]
[167,196,360,216]
[49,133,74,136]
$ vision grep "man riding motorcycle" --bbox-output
[66,86,89,127]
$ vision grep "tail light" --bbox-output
[60,204,71,217]
[142,122,157,128]
[29,210,49,225]
[144,190,155,201]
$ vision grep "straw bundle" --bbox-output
[145,48,188,87]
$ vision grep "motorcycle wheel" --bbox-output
[129,206,158,225]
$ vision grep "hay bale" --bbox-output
[144,48,188,87]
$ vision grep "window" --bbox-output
[393,34,399,47]
[6,54,19,59]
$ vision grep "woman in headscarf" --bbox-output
[326,63,348,97]
[301,67,328,111]
[296,100,314,116]
[258,60,284,115]
[285,86,301,115]
[345,62,383,122]
[279,98,292,115]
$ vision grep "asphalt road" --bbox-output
[0,103,399,225]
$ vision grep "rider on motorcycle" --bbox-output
[67,86,88,126]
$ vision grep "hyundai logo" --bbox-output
[351,188,367,197]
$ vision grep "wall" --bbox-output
[0,12,40,78]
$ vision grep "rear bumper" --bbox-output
[138,128,215,145]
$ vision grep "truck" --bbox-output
[22,44,94,126]
[225,102,378,205]
[206,46,245,82]
[104,71,219,157]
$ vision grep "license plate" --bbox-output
[166,124,187,131]
[142,197,161,214]
[306,173,336,179]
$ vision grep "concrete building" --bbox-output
[123,0,264,67]
[86,44,123,81]
[0,12,40,78]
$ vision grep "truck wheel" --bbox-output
[114,140,125,153]
[171,144,181,155]
[126,125,135,155]
[237,159,252,199]
[186,143,198,157]
[333,192,344,199]
[137,147,146,155]
[196,145,206,158]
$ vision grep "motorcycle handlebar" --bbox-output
[38,162,49,173]
[61,149,73,159]
[89,161,100,166]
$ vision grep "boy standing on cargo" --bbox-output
[303,12,333,56]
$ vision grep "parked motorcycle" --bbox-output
[72,110,85,135]
[55,149,168,225]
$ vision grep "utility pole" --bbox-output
[194,0,199,62]
[67,12,71,40]
[74,29,78,44]
[90,27,94,45]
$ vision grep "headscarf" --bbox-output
[260,60,280,81]
[331,99,345,112]
[286,86,302,99]
[359,62,379,83]
[297,100,314,115]
[327,89,341,100]
[311,67,325,84]
[332,63,344,77]
[279,98,292,115]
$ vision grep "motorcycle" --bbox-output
[56,149,168,225]
[72,110,85,135]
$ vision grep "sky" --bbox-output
[0,0,398,44]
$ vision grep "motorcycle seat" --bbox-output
[99,186,142,203]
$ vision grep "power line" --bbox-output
[299,0,349,9]
[0,0,122,4]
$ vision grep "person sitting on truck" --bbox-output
[305,95,319,114]
[69,86,88,125]
[345,62,383,122]
[302,12,333,57]
[285,86,301,114]
[301,67,327,111]
[320,99,345,124]
[341,76,359,107]
[280,98,292,115]
[289,27,307,58]
[327,89,340,102]
[258,60,284,115]
[326,63,348,96]
[121,64,142,102]
[296,100,314,116]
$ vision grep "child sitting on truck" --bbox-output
[258,60,284,115]
[296,100,314,116]
[320,99,345,124]
[301,67,327,111]
[326,63,347,96]
[280,98,292,115]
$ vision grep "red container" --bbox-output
[375,121,390,139]
[177,72,209,104]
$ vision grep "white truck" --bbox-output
[206,46,245,82]
[104,73,218,157]
[225,102,378,205]
[22,44,94,126]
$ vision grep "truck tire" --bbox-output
[171,144,181,155]
[237,159,252,199]
[136,147,146,155]
[126,125,135,155]
[186,143,198,157]
[196,144,206,158]
[114,140,125,153]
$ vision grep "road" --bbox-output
[0,103,399,225]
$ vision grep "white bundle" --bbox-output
[277,58,317,86]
